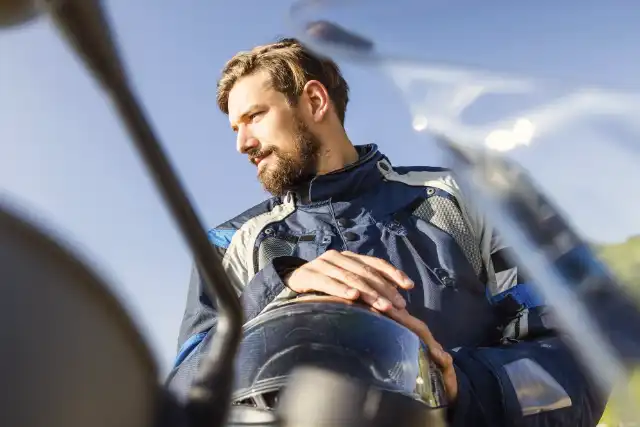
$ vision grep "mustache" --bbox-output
[247,147,276,165]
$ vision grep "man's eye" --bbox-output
[249,112,263,122]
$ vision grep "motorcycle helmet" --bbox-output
[230,295,447,411]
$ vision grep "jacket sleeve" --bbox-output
[447,234,609,427]
[164,227,306,400]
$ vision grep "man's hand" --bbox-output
[284,250,414,311]
[387,308,458,403]
[285,251,456,401]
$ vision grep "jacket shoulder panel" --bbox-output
[206,197,281,249]
[378,159,496,282]
[377,159,461,201]
[219,195,297,294]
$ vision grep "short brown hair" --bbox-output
[216,38,350,125]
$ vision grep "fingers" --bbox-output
[324,251,407,310]
[386,307,456,400]
[319,259,393,311]
[386,308,457,401]
[285,250,413,312]
[342,251,415,290]
[287,261,361,300]
[441,356,458,403]
[387,308,443,360]
[387,308,434,341]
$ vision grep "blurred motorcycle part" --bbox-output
[0,1,243,426]
[288,0,640,423]
[0,202,159,427]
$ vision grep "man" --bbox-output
[167,38,606,426]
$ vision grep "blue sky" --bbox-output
[1,1,639,374]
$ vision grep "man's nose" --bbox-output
[236,127,260,154]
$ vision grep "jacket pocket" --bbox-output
[472,339,575,425]
[254,228,318,274]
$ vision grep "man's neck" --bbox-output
[315,135,359,175]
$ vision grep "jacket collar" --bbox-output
[292,144,386,204]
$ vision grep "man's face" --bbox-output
[228,71,321,196]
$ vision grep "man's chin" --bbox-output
[258,162,311,197]
[261,186,288,197]
[259,176,297,197]
[258,174,286,197]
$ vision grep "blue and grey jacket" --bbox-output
[167,144,605,426]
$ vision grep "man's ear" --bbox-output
[301,80,330,123]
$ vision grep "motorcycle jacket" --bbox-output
[167,144,606,427]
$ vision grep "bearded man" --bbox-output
[167,38,606,427]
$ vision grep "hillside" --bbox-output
[593,235,640,426]
[595,235,640,295]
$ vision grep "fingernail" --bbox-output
[374,297,392,310]
[404,277,415,288]
[345,288,359,299]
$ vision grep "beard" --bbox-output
[251,117,321,197]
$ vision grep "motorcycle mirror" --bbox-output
[0,202,159,427]
[0,0,37,28]
[303,20,374,52]
[0,2,244,426]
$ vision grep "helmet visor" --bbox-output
[232,297,444,409]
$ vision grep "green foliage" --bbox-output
[593,235,640,426]
[595,235,640,294]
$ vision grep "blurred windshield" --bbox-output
[289,1,640,425]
